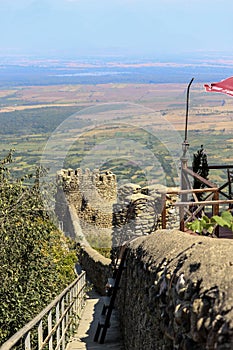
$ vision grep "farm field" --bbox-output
[1,82,233,188]
[1,82,233,129]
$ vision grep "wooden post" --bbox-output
[179,205,185,232]
[213,191,219,237]
[161,193,166,229]
[212,191,219,216]
[227,169,233,209]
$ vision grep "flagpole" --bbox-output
[180,77,194,231]
[182,77,194,157]
[184,77,194,146]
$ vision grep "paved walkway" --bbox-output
[66,289,124,350]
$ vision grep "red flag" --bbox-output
[204,76,233,97]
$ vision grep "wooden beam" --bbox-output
[161,193,167,229]
[179,206,185,232]
[184,193,215,220]
[184,168,216,188]
[166,187,218,195]
[207,164,233,169]
[213,192,220,237]
[175,199,233,207]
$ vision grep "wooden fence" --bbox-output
[161,165,233,236]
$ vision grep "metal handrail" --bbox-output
[0,271,86,350]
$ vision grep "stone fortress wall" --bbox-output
[55,168,117,245]
[78,232,233,350]
[56,168,180,248]
[118,231,233,350]
[112,182,179,249]
[56,169,233,349]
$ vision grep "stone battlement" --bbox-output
[55,168,117,246]
[57,168,117,202]
[56,169,180,248]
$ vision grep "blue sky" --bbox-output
[1,0,233,58]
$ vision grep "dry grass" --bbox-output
[1,83,233,133]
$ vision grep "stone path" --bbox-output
[66,289,124,350]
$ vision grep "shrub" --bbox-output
[186,211,233,236]
[0,151,77,344]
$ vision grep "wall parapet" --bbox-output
[112,183,179,249]
[118,230,233,349]
[78,245,112,295]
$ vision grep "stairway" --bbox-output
[94,244,128,344]
[66,288,123,350]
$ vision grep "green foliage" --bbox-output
[187,211,233,235]
[0,151,77,344]
[64,128,177,187]
[192,145,209,199]
[93,247,111,259]
[0,107,88,135]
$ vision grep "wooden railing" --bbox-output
[161,187,218,229]
[161,164,233,236]
[0,271,86,350]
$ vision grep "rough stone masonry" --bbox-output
[55,168,117,245]
[77,230,233,350]
[55,168,180,248]
[112,182,179,249]
[56,169,233,349]
[118,230,233,350]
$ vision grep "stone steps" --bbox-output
[66,289,124,350]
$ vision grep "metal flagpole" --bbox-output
[183,77,194,153]
[180,77,194,230]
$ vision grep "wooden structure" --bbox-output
[171,78,233,237]
[161,164,233,237]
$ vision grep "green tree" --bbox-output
[192,145,209,199]
[0,151,77,344]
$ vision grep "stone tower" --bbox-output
[55,168,117,247]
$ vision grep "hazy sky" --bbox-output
[1,0,233,58]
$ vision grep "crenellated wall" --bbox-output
[57,168,117,203]
[55,168,117,246]
[56,169,180,249]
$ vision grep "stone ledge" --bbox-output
[81,245,111,265]
[118,230,233,349]
[79,245,111,295]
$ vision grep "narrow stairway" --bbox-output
[66,289,124,350]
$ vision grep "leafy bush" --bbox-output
[186,211,233,235]
[0,151,77,344]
